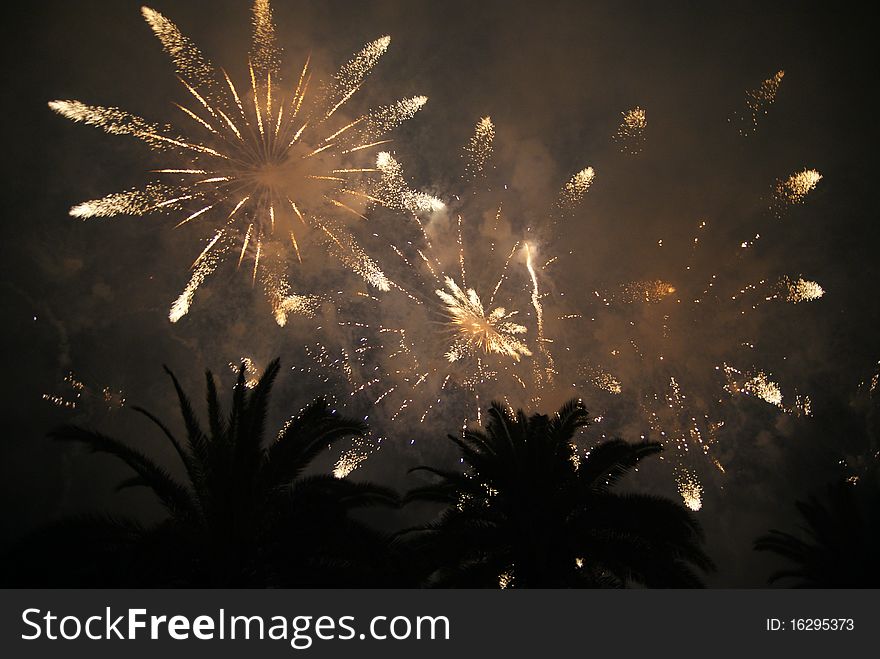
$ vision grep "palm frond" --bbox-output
[205,369,228,444]
[576,439,663,490]
[49,425,197,520]
[235,358,282,476]
[163,365,210,471]
[130,404,206,511]
[264,397,367,489]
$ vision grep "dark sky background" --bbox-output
[2,0,878,587]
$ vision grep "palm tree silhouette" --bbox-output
[9,359,395,587]
[754,476,880,587]
[403,399,714,587]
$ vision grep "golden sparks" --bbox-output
[676,468,703,512]
[773,168,822,213]
[228,357,261,388]
[463,116,495,179]
[617,280,677,304]
[52,2,430,324]
[733,70,784,136]
[42,372,126,411]
[613,106,647,154]
[437,277,532,363]
[559,167,596,210]
[781,276,825,304]
[723,364,784,408]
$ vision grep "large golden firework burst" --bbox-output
[50,0,437,325]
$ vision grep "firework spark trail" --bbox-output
[324,36,390,119]
[142,7,219,93]
[781,277,825,303]
[606,280,678,304]
[613,106,647,154]
[731,70,785,137]
[722,365,782,406]
[48,101,191,153]
[52,1,433,324]
[42,371,126,413]
[320,222,392,292]
[558,167,596,212]
[675,467,704,512]
[170,229,236,322]
[374,152,445,213]
[722,364,812,416]
[773,168,823,214]
[228,357,261,388]
[288,338,389,478]
[731,276,825,310]
[525,242,555,394]
[578,365,622,395]
[463,116,495,179]
[65,183,195,219]
[760,166,825,233]
[333,435,384,478]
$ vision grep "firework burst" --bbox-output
[436,277,532,363]
[780,276,825,304]
[362,117,595,426]
[773,168,823,214]
[557,81,825,509]
[573,166,825,508]
[301,115,593,478]
[51,1,433,325]
[613,106,647,154]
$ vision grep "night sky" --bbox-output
[2,0,878,586]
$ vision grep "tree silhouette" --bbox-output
[403,399,714,587]
[6,359,396,587]
[754,475,880,587]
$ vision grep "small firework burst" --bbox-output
[781,276,825,304]
[463,116,495,179]
[732,69,784,136]
[613,106,647,154]
[676,467,704,512]
[772,168,822,216]
[437,277,532,363]
[558,167,596,211]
